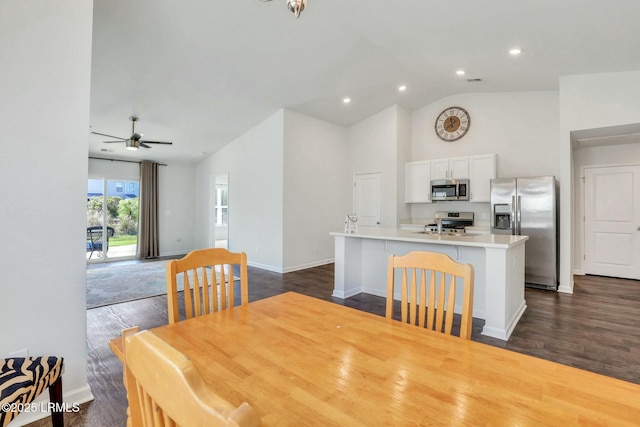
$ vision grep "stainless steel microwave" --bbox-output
[431,179,470,201]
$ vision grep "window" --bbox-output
[215,185,228,225]
[115,182,124,193]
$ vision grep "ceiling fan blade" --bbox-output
[140,140,173,145]
[91,132,127,140]
[139,142,152,148]
[102,140,126,143]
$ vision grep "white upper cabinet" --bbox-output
[405,161,432,203]
[468,153,497,202]
[450,157,470,179]
[406,154,496,204]
[431,157,469,180]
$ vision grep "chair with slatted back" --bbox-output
[166,248,249,324]
[123,330,260,427]
[386,251,475,339]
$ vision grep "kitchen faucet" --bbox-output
[435,214,443,235]
[344,214,358,233]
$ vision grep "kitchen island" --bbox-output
[330,228,529,340]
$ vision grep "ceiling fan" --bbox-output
[91,116,173,150]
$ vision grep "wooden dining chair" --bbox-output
[166,248,249,324]
[386,251,475,339]
[123,330,260,427]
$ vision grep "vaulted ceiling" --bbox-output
[89,0,640,164]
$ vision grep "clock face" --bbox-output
[435,107,470,141]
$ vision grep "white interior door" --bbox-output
[354,173,382,229]
[584,165,640,279]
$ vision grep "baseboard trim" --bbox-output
[248,259,335,274]
[8,384,93,426]
[160,250,190,257]
[282,259,334,273]
[247,261,282,273]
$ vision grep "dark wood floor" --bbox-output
[28,264,640,426]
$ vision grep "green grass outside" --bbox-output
[109,235,138,247]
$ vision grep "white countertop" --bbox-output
[330,228,528,249]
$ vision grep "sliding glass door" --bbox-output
[87,178,139,262]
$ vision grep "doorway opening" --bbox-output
[87,178,139,262]
[572,123,640,281]
[213,174,229,249]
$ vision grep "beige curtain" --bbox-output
[137,160,159,259]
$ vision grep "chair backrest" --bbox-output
[386,251,474,339]
[87,226,115,243]
[124,330,260,427]
[166,248,249,324]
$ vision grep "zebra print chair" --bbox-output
[0,356,64,427]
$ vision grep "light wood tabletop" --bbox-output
[116,292,640,426]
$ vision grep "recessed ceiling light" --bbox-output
[456,70,466,76]
[398,85,407,92]
[509,48,522,56]
[343,97,351,104]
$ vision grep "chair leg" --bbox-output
[48,375,64,427]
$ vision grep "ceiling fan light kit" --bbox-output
[92,115,173,151]
[126,139,139,151]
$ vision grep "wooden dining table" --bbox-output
[111,292,640,425]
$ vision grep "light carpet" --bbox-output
[86,260,238,309]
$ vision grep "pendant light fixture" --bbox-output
[261,0,307,19]
[287,0,306,18]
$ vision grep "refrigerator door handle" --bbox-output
[517,195,522,235]
[511,195,516,235]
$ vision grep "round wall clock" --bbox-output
[435,106,470,141]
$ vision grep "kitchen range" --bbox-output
[423,211,474,234]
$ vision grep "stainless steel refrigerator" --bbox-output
[490,176,558,290]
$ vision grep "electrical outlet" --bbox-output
[256,247,260,254]
[9,348,28,357]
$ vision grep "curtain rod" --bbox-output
[89,156,167,166]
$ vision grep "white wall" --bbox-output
[348,105,404,227]
[88,159,196,256]
[396,106,412,222]
[283,110,349,271]
[0,0,94,423]
[195,109,351,273]
[409,91,560,222]
[195,111,285,270]
[559,71,640,292]
[158,163,196,255]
